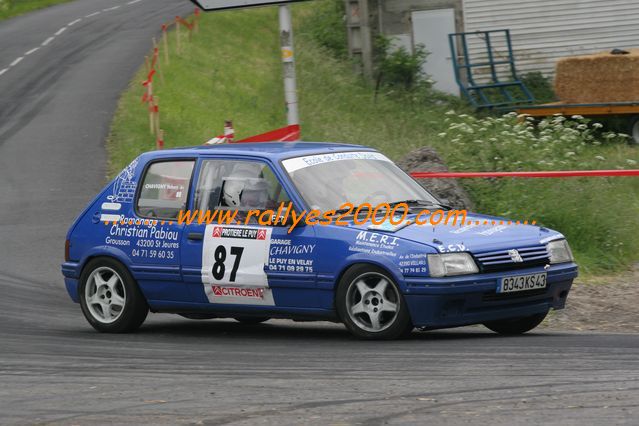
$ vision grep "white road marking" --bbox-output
[0,0,148,80]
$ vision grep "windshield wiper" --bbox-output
[388,199,452,210]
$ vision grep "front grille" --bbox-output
[474,244,549,273]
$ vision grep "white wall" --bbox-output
[462,0,639,79]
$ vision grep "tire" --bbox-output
[483,312,548,335]
[336,264,413,340]
[79,257,148,333]
[234,317,270,324]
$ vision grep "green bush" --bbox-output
[520,71,556,103]
[299,0,347,58]
[374,35,429,91]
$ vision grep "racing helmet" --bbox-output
[222,163,269,208]
[222,178,245,208]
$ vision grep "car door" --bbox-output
[180,157,319,308]
[129,158,195,302]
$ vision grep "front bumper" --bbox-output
[403,262,577,328]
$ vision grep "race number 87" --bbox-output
[212,245,244,282]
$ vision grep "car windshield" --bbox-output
[282,151,439,211]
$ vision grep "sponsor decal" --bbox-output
[107,157,138,203]
[451,223,478,234]
[212,226,263,240]
[212,285,264,299]
[100,213,121,223]
[267,238,315,273]
[437,243,467,253]
[348,231,400,257]
[282,151,391,172]
[101,202,122,211]
[201,225,273,304]
[399,252,428,275]
[477,225,507,236]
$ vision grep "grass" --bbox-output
[0,0,74,20]
[107,3,639,274]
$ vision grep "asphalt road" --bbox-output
[0,1,638,425]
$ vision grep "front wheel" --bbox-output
[483,312,548,335]
[79,258,148,333]
[336,265,413,340]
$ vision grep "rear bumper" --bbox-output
[62,261,80,303]
[403,263,577,328]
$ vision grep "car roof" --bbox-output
[143,142,376,162]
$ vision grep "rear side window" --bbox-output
[137,160,194,219]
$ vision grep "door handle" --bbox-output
[187,232,204,241]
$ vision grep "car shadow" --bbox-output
[126,316,548,342]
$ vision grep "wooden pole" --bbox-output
[162,25,169,65]
[176,17,181,55]
[157,129,164,150]
[152,39,164,83]
[147,83,154,135]
[153,96,160,137]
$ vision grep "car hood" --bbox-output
[357,212,563,254]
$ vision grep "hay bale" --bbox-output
[554,49,639,103]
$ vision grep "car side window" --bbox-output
[194,160,291,214]
[136,160,194,219]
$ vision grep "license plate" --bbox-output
[498,272,547,293]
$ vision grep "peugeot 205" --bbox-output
[61,142,577,339]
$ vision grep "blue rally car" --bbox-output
[61,142,578,339]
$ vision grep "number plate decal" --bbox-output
[201,225,275,305]
[498,272,547,294]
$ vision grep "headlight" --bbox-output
[428,253,479,277]
[547,239,574,264]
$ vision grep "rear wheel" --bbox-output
[336,265,413,340]
[79,258,148,333]
[483,312,547,335]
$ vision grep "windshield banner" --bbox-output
[282,151,391,172]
